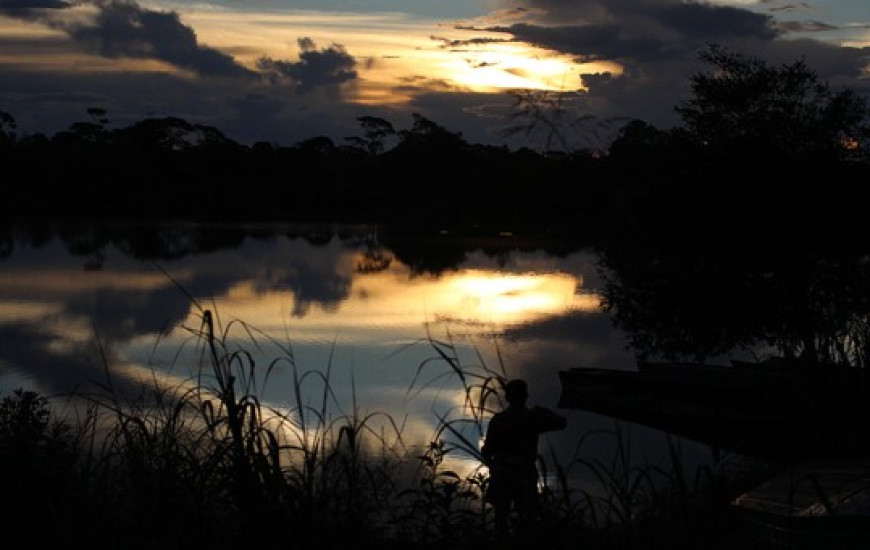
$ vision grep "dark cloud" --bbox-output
[485,23,670,62]
[0,0,70,18]
[431,34,513,49]
[775,20,839,33]
[64,1,256,79]
[257,37,358,94]
[0,320,155,401]
[650,3,778,41]
[480,1,778,62]
[749,38,870,91]
[64,286,191,344]
[1,0,255,78]
[0,0,68,6]
[276,265,351,317]
[452,0,870,129]
[766,2,814,14]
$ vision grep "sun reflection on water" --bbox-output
[191,265,600,345]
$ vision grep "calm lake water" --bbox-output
[0,221,717,490]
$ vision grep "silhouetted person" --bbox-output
[481,378,567,537]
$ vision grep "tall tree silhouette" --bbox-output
[676,43,870,162]
[344,116,396,155]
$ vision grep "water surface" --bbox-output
[0,222,715,485]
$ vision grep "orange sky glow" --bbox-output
[0,7,620,104]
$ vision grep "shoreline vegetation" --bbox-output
[0,305,777,550]
[2,44,870,547]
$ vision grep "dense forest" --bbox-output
[2,45,869,245]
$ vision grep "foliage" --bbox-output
[0,108,16,143]
[393,112,467,154]
[0,301,767,549]
[597,238,870,365]
[344,115,396,155]
[393,439,487,546]
[0,388,51,445]
[500,89,624,155]
[0,389,82,545]
[676,43,870,162]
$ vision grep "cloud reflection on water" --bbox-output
[0,226,709,482]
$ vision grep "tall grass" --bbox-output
[0,305,765,549]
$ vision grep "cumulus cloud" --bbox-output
[64,1,256,78]
[0,0,70,17]
[1,0,256,78]
[479,0,778,62]
[257,37,358,94]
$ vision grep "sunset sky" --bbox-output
[1,0,868,148]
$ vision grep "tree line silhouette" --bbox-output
[1,44,868,246]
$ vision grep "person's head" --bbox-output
[504,379,528,407]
